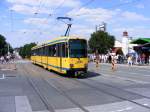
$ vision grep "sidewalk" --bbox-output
[0,63,16,70]
[90,62,150,69]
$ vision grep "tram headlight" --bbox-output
[70,64,74,68]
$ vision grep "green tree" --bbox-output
[0,34,13,56]
[19,43,36,58]
[88,31,115,54]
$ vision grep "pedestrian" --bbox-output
[111,56,116,71]
[108,55,112,63]
[127,55,132,66]
[0,56,4,64]
[95,50,100,68]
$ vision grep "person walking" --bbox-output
[127,55,133,66]
[0,56,4,64]
[95,50,100,68]
[111,56,116,71]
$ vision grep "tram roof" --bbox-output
[32,36,86,50]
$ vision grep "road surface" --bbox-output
[0,60,150,112]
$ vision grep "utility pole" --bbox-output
[10,9,14,32]
[7,43,10,55]
[96,25,98,32]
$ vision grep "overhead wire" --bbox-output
[65,0,95,17]
[32,0,67,36]
[10,9,14,32]
[22,0,45,45]
[72,0,142,17]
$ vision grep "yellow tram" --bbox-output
[31,36,88,75]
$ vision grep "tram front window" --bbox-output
[69,39,87,58]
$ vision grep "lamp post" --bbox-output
[7,43,10,55]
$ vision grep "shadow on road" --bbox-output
[47,69,101,79]
[77,71,101,79]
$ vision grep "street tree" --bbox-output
[19,43,36,58]
[88,31,115,54]
[0,34,13,56]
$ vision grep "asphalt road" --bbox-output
[0,60,150,112]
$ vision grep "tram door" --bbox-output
[58,43,68,72]
[60,43,63,72]
[57,43,62,72]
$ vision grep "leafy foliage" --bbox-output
[0,34,13,56]
[19,43,36,58]
[88,31,115,54]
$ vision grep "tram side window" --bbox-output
[31,50,34,55]
[36,49,38,55]
[48,44,56,57]
[43,47,47,56]
[53,44,57,56]
[37,49,40,56]
[33,50,36,56]
[34,49,36,55]
[61,43,68,57]
[56,44,60,57]
[45,46,49,56]
[39,48,42,56]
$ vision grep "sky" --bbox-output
[0,0,150,48]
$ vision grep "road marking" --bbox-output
[33,110,50,112]
[116,70,150,76]
[56,108,84,112]
[15,96,32,112]
[85,101,134,112]
[116,107,133,112]
[0,74,5,79]
[14,96,150,112]
[97,71,150,84]
[133,98,150,108]
[0,68,16,71]
[91,69,150,84]
[109,75,150,84]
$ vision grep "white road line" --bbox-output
[85,101,134,112]
[0,74,5,79]
[15,96,32,112]
[133,98,150,108]
[143,104,149,106]
[0,68,16,71]
[99,72,150,84]
[114,71,150,77]
[33,110,50,112]
[110,75,150,84]
[56,108,84,112]
[14,96,150,112]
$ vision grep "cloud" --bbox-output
[71,24,94,35]
[7,0,81,8]
[67,8,119,23]
[24,17,51,28]
[135,4,145,9]
[113,26,150,38]
[7,0,81,15]
[121,11,150,21]
[10,4,51,15]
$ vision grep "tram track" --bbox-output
[22,63,90,112]
[18,64,55,112]
[74,77,150,110]
[21,63,150,111]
